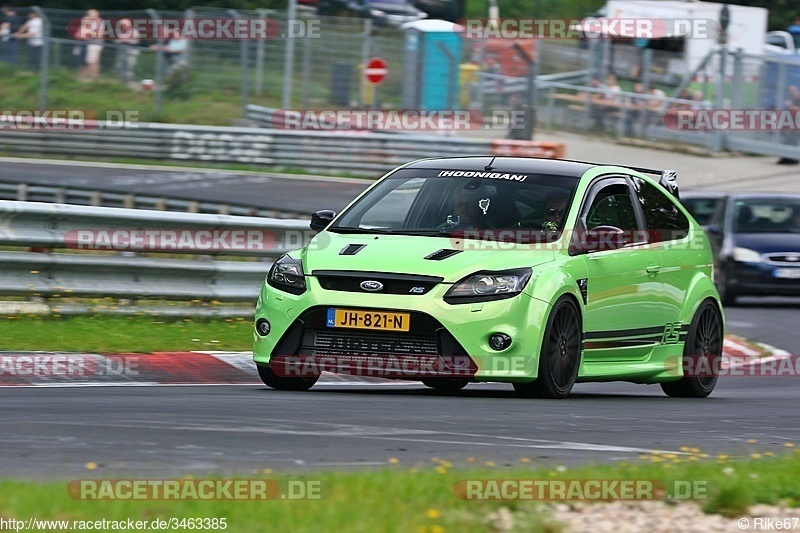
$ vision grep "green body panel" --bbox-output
[253,163,723,385]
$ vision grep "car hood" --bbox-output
[733,232,800,254]
[300,231,555,282]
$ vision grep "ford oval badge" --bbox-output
[360,280,384,292]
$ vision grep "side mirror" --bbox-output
[310,209,336,232]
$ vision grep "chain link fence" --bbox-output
[4,7,407,120]
[2,7,799,160]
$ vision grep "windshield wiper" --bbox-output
[330,227,454,237]
[385,229,455,237]
[328,226,393,234]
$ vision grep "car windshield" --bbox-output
[734,199,800,233]
[330,168,580,241]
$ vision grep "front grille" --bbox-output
[302,329,437,356]
[313,270,443,295]
[765,253,800,264]
[268,306,477,378]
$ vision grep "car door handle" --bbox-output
[646,264,661,274]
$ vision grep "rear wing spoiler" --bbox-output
[627,166,680,199]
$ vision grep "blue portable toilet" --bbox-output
[401,20,462,110]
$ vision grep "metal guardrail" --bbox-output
[0,201,313,307]
[0,122,494,177]
[0,182,302,219]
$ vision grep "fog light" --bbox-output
[256,319,271,336]
[489,333,511,351]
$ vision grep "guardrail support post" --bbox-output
[16,184,28,201]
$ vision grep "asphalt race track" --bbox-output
[0,159,370,214]
[1,374,798,479]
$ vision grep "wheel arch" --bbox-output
[680,272,724,330]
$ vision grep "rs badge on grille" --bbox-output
[360,280,384,292]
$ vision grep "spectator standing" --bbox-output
[622,83,646,137]
[114,18,140,84]
[78,9,103,81]
[0,5,22,65]
[150,29,188,74]
[13,9,42,71]
[604,74,621,103]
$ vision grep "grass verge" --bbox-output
[1,453,799,532]
[0,315,253,353]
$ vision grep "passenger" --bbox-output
[542,191,569,231]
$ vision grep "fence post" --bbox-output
[301,18,312,108]
[254,9,269,96]
[729,48,743,109]
[229,9,249,117]
[281,0,297,109]
[713,48,727,152]
[33,7,49,110]
[639,48,652,138]
[359,18,372,108]
[147,9,164,117]
[184,9,193,67]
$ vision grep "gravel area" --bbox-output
[545,502,800,532]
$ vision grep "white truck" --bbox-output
[597,0,768,77]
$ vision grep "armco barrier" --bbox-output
[0,182,302,219]
[0,201,312,307]
[0,123,566,176]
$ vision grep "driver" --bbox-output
[445,184,493,230]
[542,191,569,231]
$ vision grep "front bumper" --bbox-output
[728,261,800,296]
[253,276,551,382]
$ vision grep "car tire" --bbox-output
[661,300,722,398]
[421,378,469,393]
[514,296,582,399]
[257,364,318,391]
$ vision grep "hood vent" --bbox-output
[340,244,366,255]
[424,249,462,261]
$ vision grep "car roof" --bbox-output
[727,193,800,201]
[403,156,597,177]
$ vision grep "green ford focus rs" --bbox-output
[253,157,724,398]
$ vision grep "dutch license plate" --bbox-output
[326,308,410,332]
[774,268,800,279]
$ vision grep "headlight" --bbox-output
[267,254,306,295]
[444,268,532,304]
[732,247,762,263]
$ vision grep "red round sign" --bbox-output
[364,58,388,85]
